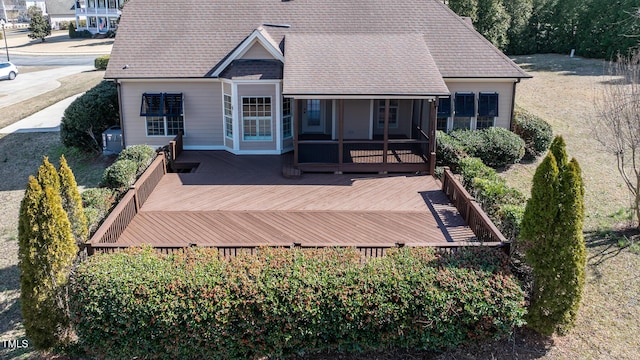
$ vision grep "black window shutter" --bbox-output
[478,93,499,117]
[140,93,164,116]
[437,97,451,117]
[455,92,475,117]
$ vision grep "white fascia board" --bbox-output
[444,78,520,83]
[117,78,222,83]
[283,94,439,100]
[211,29,285,78]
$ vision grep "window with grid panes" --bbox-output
[243,97,272,140]
[476,92,498,129]
[140,93,184,136]
[282,97,292,138]
[437,97,451,131]
[453,92,474,130]
[224,94,233,138]
[377,99,399,128]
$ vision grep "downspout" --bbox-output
[115,79,126,149]
[509,78,521,131]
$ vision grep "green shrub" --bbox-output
[495,204,525,242]
[81,188,115,213]
[68,22,76,38]
[57,21,70,30]
[118,145,156,175]
[513,108,553,159]
[94,55,109,70]
[100,159,137,190]
[59,156,88,244]
[458,157,500,189]
[436,130,468,169]
[60,81,119,153]
[450,128,525,168]
[70,246,526,359]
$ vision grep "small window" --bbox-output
[224,94,233,138]
[476,117,494,130]
[141,93,184,136]
[377,99,399,128]
[455,92,475,117]
[478,93,499,117]
[283,97,292,139]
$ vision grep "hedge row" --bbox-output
[70,246,526,359]
[100,145,156,190]
[512,108,553,160]
[458,157,525,241]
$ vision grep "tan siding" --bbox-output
[120,81,223,148]
[343,99,370,139]
[240,42,276,60]
[445,81,515,129]
[237,83,278,151]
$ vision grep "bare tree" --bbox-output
[593,52,640,227]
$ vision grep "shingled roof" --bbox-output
[106,0,529,84]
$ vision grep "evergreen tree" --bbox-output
[475,0,511,50]
[36,156,60,194]
[27,5,51,42]
[503,0,534,54]
[19,176,77,349]
[447,0,478,22]
[58,155,89,245]
[521,136,586,336]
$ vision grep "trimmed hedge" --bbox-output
[70,247,526,359]
[458,157,525,222]
[94,55,110,70]
[81,188,115,233]
[118,144,156,175]
[436,130,468,170]
[450,128,525,168]
[100,159,137,190]
[512,108,553,159]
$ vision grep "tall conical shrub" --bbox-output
[18,160,78,349]
[520,136,586,336]
[58,155,88,244]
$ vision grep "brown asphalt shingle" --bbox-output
[283,33,449,96]
[106,0,529,82]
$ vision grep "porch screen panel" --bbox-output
[437,97,451,131]
[377,99,399,128]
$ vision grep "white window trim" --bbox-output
[223,93,233,139]
[241,96,273,141]
[282,97,293,139]
[145,115,185,137]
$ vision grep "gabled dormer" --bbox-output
[212,27,284,78]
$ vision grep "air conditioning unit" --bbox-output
[102,126,123,155]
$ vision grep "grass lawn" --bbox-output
[1,54,639,359]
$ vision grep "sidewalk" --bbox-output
[0,94,83,134]
[3,30,113,56]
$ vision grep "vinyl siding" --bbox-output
[120,80,223,148]
[444,81,515,129]
[240,42,277,60]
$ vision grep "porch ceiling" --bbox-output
[282,33,450,98]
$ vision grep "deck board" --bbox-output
[113,151,477,248]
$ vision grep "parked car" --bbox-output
[0,62,18,80]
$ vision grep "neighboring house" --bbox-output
[105,0,530,174]
[45,0,75,29]
[74,0,123,34]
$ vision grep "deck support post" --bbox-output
[293,99,299,167]
[338,99,344,171]
[383,99,389,167]
[428,100,437,175]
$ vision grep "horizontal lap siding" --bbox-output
[121,81,223,148]
[444,81,515,129]
[343,100,370,139]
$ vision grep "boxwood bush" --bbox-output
[81,188,115,234]
[450,128,525,168]
[512,108,553,159]
[70,247,526,359]
[94,55,110,70]
[118,144,156,175]
[436,130,468,170]
[100,159,137,190]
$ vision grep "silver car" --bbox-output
[0,62,18,80]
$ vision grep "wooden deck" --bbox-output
[114,151,476,248]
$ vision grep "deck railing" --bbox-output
[87,242,507,258]
[87,154,167,254]
[441,168,508,246]
[169,131,183,161]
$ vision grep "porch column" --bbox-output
[428,100,437,175]
[383,99,390,167]
[293,99,299,166]
[338,99,344,173]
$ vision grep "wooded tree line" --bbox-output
[445,0,640,59]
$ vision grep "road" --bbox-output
[7,55,95,66]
